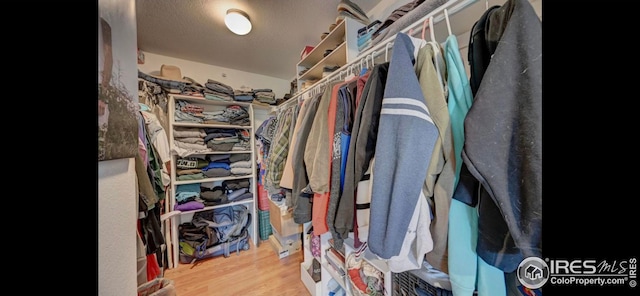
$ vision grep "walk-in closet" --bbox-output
[98,0,543,295]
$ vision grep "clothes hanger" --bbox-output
[426,15,445,95]
[359,58,368,76]
[428,16,436,42]
[345,65,356,81]
[385,42,392,62]
[444,8,452,36]
[415,17,429,49]
[370,51,375,67]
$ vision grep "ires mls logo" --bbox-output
[549,259,597,274]
[517,257,550,289]
[518,257,638,289]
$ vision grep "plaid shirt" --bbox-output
[265,107,294,191]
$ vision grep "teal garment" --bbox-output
[445,35,505,296]
[139,103,151,112]
[449,200,506,296]
[448,200,477,296]
[445,35,473,189]
[175,183,201,202]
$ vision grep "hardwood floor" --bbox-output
[163,238,311,296]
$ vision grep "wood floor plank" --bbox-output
[163,239,310,296]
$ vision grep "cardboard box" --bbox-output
[269,234,302,259]
[268,198,303,237]
[272,225,301,247]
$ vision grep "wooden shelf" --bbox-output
[174,198,254,215]
[172,94,252,107]
[174,174,254,185]
[298,42,346,82]
[167,94,260,268]
[172,122,251,129]
[295,17,362,93]
[297,20,346,69]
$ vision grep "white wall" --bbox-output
[98,158,138,295]
[139,52,291,100]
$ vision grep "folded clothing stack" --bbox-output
[254,88,276,105]
[182,77,206,97]
[336,0,370,25]
[357,20,382,53]
[234,86,254,102]
[204,79,235,101]
[370,0,447,47]
[204,105,250,126]
[323,65,341,78]
[302,79,319,91]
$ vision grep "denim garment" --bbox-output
[173,110,203,123]
[234,95,254,102]
[202,162,231,171]
[205,80,234,95]
[204,132,236,143]
[208,135,240,145]
[203,92,234,102]
[138,70,186,92]
[174,100,204,123]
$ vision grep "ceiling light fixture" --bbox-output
[225,9,252,36]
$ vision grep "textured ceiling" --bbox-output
[136,0,382,80]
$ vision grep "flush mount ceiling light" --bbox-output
[225,9,252,35]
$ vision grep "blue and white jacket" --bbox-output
[368,33,439,261]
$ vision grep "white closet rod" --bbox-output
[276,0,479,112]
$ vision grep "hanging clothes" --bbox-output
[264,106,294,195]
[445,32,506,296]
[304,81,342,235]
[279,99,307,210]
[415,40,455,274]
[291,93,323,224]
[368,33,438,262]
[136,150,159,211]
[467,5,501,97]
[327,81,348,248]
[141,110,172,190]
[327,75,360,251]
[279,100,306,191]
[337,63,389,247]
[462,0,542,273]
[138,78,171,133]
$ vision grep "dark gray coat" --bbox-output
[462,0,542,273]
